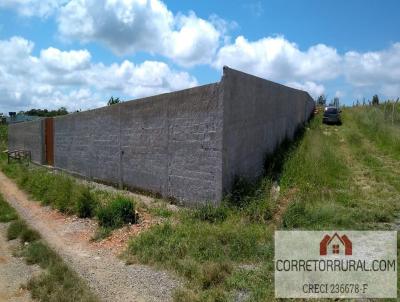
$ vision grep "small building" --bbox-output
[6,113,41,124]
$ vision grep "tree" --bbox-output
[372,94,380,106]
[24,107,68,117]
[107,96,121,106]
[316,95,327,106]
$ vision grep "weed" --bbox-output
[7,220,27,240]
[23,241,57,268]
[21,228,41,243]
[76,188,98,218]
[91,227,112,241]
[97,197,136,229]
[192,203,228,223]
[0,194,18,222]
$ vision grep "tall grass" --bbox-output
[127,106,400,301]
[0,193,18,222]
[0,124,7,151]
[0,161,137,233]
[352,104,400,159]
[0,193,98,302]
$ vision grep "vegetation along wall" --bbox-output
[8,67,314,204]
[8,119,45,164]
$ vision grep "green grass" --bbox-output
[0,124,7,152]
[126,105,400,301]
[0,194,98,302]
[0,157,138,236]
[97,196,136,228]
[0,192,18,222]
[23,240,99,302]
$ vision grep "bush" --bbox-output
[76,188,97,218]
[97,197,136,228]
[7,220,28,240]
[21,228,41,243]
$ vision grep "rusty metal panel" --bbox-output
[45,118,54,165]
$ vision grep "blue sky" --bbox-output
[0,0,399,114]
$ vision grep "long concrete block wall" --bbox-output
[54,83,223,204]
[8,67,314,204]
[8,119,45,164]
[221,67,315,192]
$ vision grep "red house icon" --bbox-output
[320,233,352,256]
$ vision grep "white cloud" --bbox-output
[344,43,400,98]
[0,0,66,17]
[214,35,341,82]
[0,36,198,114]
[57,0,223,67]
[286,81,325,99]
[166,12,221,66]
[40,47,91,72]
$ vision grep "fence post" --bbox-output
[392,102,395,125]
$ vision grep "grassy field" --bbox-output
[126,104,400,301]
[0,192,98,302]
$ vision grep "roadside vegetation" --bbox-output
[126,103,400,301]
[0,192,18,222]
[0,192,98,302]
[0,141,137,238]
[0,124,7,151]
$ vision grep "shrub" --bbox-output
[7,220,27,240]
[97,197,136,228]
[21,228,41,243]
[76,188,97,218]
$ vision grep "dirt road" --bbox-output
[0,171,180,302]
[0,223,40,302]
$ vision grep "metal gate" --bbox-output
[45,118,54,165]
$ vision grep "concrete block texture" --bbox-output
[221,67,315,193]
[54,83,223,205]
[8,67,314,204]
[8,119,45,164]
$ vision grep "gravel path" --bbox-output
[0,223,40,302]
[0,171,180,302]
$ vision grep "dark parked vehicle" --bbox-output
[323,107,342,125]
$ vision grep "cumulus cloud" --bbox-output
[285,81,325,99]
[344,43,400,98]
[57,0,223,67]
[214,35,400,100]
[0,36,198,114]
[214,35,341,83]
[40,47,91,72]
[0,0,66,17]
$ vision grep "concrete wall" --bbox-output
[8,119,45,164]
[221,67,315,192]
[7,67,315,204]
[54,83,223,204]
